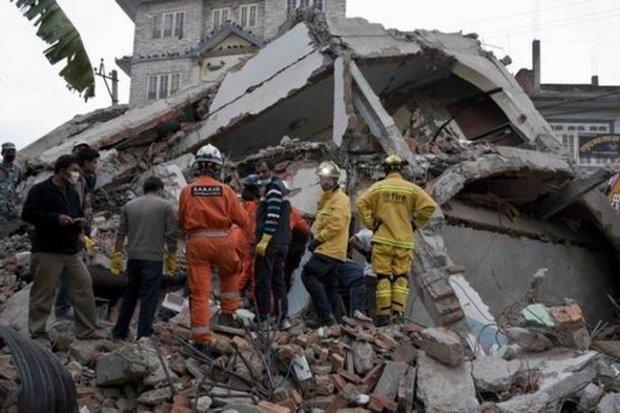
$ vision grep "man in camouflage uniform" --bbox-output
[0,142,22,237]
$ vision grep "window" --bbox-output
[567,126,576,131]
[287,0,324,15]
[147,73,181,100]
[554,125,563,131]
[240,4,258,28]
[598,125,608,131]
[576,126,585,131]
[152,11,185,39]
[213,7,232,30]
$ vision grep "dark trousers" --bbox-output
[284,230,310,292]
[112,259,163,339]
[302,253,341,321]
[337,261,365,316]
[255,245,288,321]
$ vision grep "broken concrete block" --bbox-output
[315,375,335,396]
[258,400,292,413]
[521,303,555,327]
[578,383,604,411]
[418,327,465,366]
[352,342,374,376]
[373,362,409,401]
[367,394,397,412]
[70,340,101,366]
[330,352,345,371]
[137,387,172,405]
[416,352,480,412]
[196,396,213,413]
[504,327,553,352]
[597,393,620,413]
[549,304,585,329]
[95,344,159,386]
[472,356,523,394]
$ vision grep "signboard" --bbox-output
[578,134,620,159]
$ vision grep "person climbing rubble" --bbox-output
[234,173,260,303]
[356,154,437,326]
[254,160,292,329]
[0,142,23,237]
[179,144,250,351]
[109,176,179,340]
[302,161,351,327]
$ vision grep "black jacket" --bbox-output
[22,177,84,254]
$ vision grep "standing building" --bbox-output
[516,40,620,168]
[115,0,347,106]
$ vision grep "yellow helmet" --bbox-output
[384,154,402,166]
[316,161,341,179]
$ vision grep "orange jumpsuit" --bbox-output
[179,175,251,344]
[236,199,259,300]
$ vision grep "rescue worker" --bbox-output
[179,145,250,351]
[254,160,291,327]
[302,161,351,326]
[0,142,22,237]
[355,155,437,326]
[608,162,620,213]
[236,174,261,302]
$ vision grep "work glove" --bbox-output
[255,234,272,257]
[110,251,123,276]
[83,236,95,250]
[307,238,320,252]
[165,253,178,276]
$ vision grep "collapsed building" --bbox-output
[2,10,620,413]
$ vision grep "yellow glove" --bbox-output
[110,251,123,276]
[255,234,273,257]
[83,236,95,250]
[165,253,178,276]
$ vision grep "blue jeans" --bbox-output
[112,259,163,339]
[337,260,365,316]
[302,253,341,321]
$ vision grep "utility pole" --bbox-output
[94,59,119,106]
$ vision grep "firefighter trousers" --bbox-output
[371,243,412,315]
[186,234,241,344]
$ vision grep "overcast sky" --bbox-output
[1,0,619,148]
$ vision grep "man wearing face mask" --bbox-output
[302,161,351,327]
[21,154,100,340]
[0,142,23,236]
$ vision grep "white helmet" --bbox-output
[194,144,223,166]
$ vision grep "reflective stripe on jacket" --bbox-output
[355,172,437,250]
[313,188,351,262]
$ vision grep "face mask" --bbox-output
[67,171,80,185]
[320,180,337,191]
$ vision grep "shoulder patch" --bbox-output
[191,185,223,197]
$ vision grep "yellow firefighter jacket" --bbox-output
[313,188,351,261]
[356,172,437,250]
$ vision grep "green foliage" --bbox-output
[11,0,95,100]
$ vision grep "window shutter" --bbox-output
[163,14,174,37]
[249,5,257,27]
[159,74,169,98]
[171,74,180,94]
[213,9,221,29]
[147,76,158,99]
[241,5,248,27]
[152,14,162,39]
[222,8,229,23]
[175,13,184,38]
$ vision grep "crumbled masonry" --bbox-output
[1,9,619,413]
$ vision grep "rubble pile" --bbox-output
[2,301,620,412]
